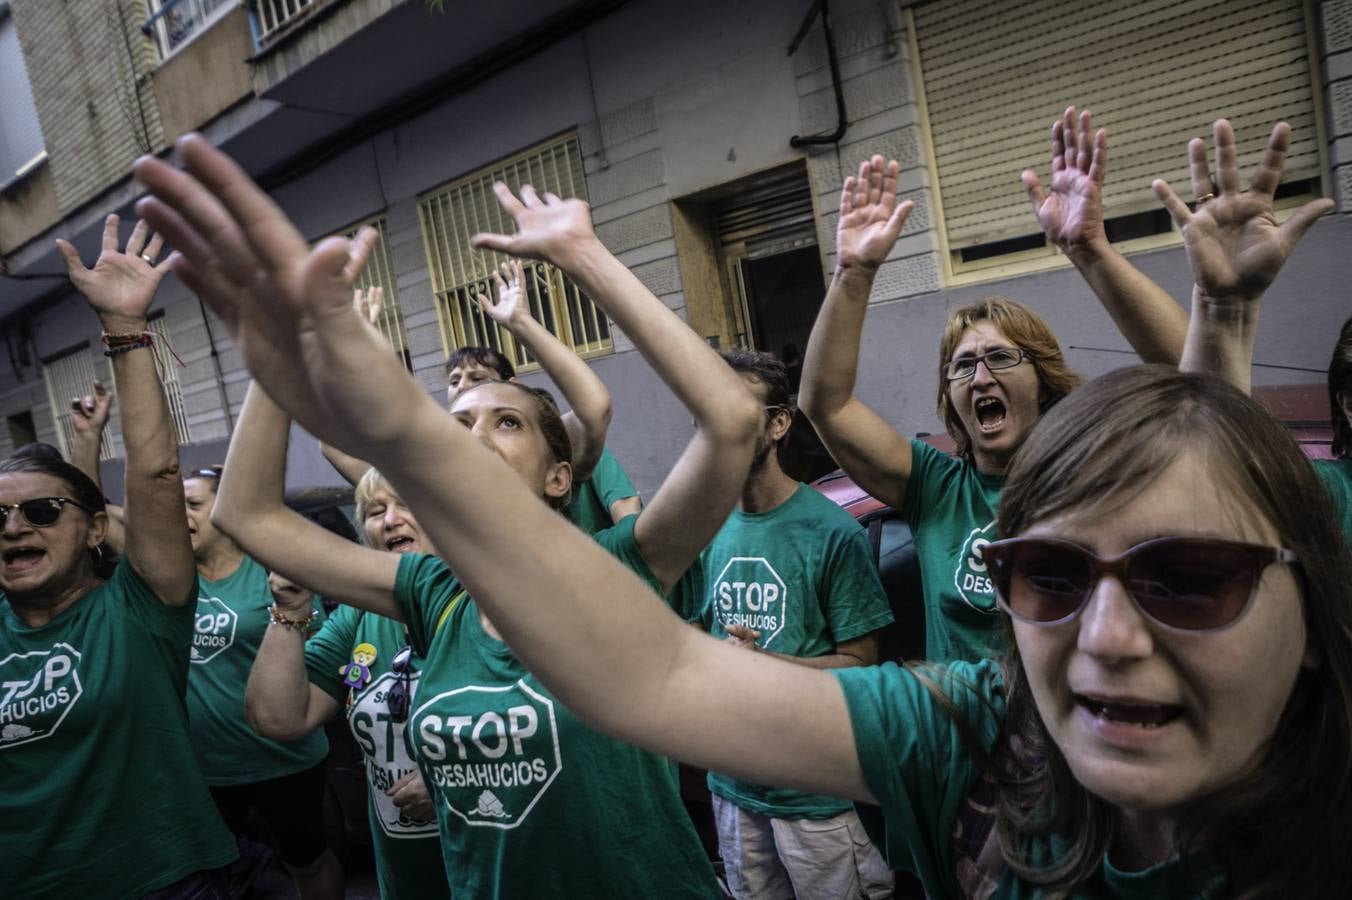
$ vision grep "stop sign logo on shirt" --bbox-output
[0,642,84,749]
[712,557,788,649]
[953,519,999,613]
[191,596,237,664]
[410,679,563,830]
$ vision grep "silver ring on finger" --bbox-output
[141,253,155,263]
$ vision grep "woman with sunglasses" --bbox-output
[137,134,1352,895]
[0,216,238,899]
[207,185,759,896]
[246,472,450,900]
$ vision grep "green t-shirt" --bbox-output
[305,603,450,900]
[1315,458,1352,547]
[188,555,328,785]
[394,541,721,899]
[568,445,639,534]
[835,660,1218,897]
[694,483,894,818]
[0,558,237,899]
[901,439,1006,663]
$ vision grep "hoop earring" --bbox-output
[89,543,105,571]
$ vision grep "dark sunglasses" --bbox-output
[983,536,1298,632]
[386,645,414,724]
[0,497,91,530]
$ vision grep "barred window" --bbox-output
[910,0,1324,279]
[339,217,412,369]
[417,134,611,371]
[40,345,113,461]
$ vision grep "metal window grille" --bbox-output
[250,0,316,45]
[147,317,194,446]
[417,134,611,370]
[143,0,235,59]
[913,0,1322,254]
[339,217,412,368]
[40,346,112,461]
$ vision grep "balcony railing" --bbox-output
[250,0,317,45]
[142,0,235,60]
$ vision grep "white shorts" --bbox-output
[712,794,894,899]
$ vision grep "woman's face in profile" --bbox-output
[1011,451,1309,818]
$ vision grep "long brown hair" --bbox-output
[1329,315,1351,459]
[987,366,1352,896]
[935,297,1081,461]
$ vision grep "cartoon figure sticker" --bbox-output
[340,643,377,690]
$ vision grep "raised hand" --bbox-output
[133,136,401,451]
[55,215,173,328]
[1022,106,1108,255]
[836,155,912,272]
[1152,119,1333,302]
[70,381,112,437]
[470,184,596,265]
[353,285,384,328]
[474,260,529,328]
[724,623,763,651]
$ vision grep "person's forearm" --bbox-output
[764,650,868,669]
[506,312,611,476]
[1065,240,1188,365]
[554,240,752,440]
[104,317,179,482]
[800,265,875,420]
[215,382,291,531]
[69,430,104,491]
[246,624,318,741]
[1178,287,1259,393]
[320,442,371,487]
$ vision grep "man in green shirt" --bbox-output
[690,349,895,900]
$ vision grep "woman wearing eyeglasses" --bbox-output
[246,474,451,900]
[136,134,1352,896]
[209,186,758,896]
[0,216,237,899]
[799,157,1081,664]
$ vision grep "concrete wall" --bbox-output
[1,0,1347,505]
[9,0,164,215]
[152,5,256,142]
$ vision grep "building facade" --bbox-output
[1,0,1349,498]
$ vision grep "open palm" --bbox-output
[56,215,172,324]
[836,155,912,271]
[1153,120,1333,301]
[1023,107,1107,252]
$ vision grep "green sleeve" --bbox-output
[899,438,949,528]
[589,446,639,508]
[593,514,703,616]
[822,525,894,643]
[831,659,1004,892]
[1314,459,1352,547]
[393,552,465,657]
[304,604,362,704]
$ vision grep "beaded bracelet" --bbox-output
[268,604,316,633]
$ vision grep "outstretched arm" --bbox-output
[67,381,126,555]
[134,137,870,803]
[56,217,192,604]
[800,156,915,509]
[475,259,611,482]
[1022,106,1188,364]
[214,382,404,620]
[1153,120,1333,392]
[471,185,761,594]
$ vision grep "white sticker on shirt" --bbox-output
[348,670,438,838]
[0,642,84,749]
[953,519,999,613]
[190,596,237,664]
[711,556,789,649]
[410,679,562,831]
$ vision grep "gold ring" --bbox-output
[1195,192,1215,204]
